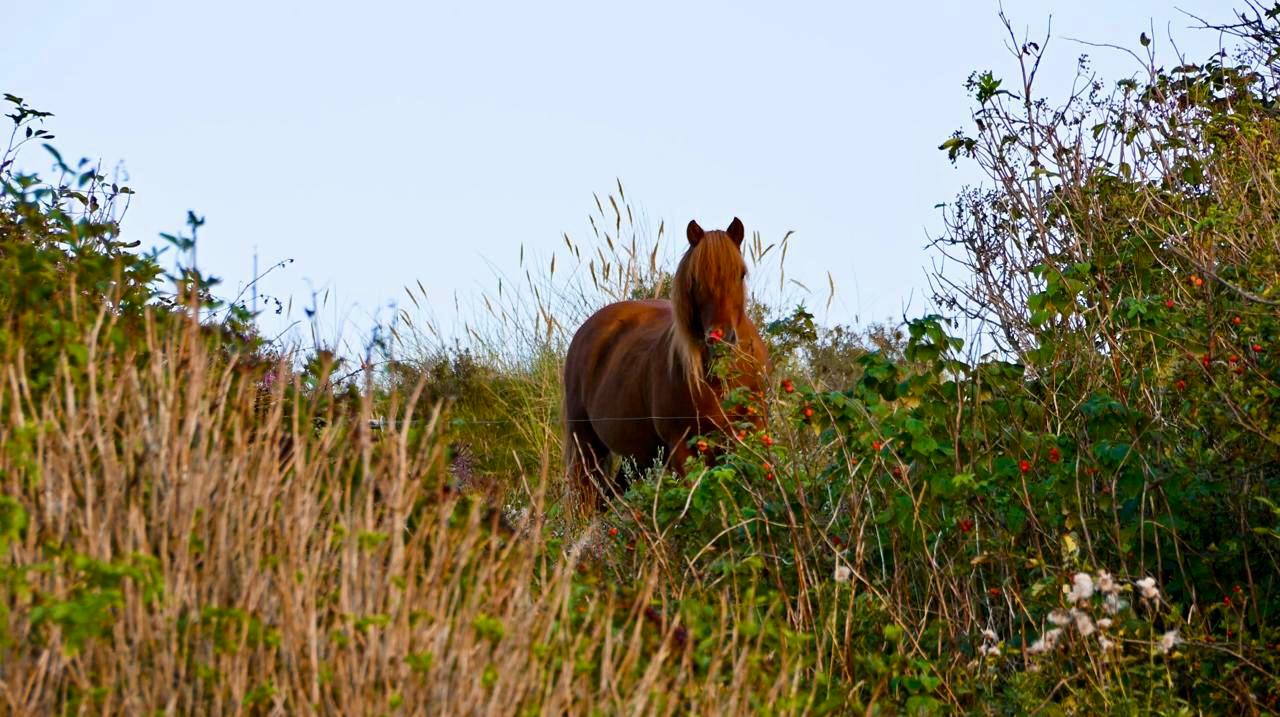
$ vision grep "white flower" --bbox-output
[1136,576,1160,601]
[979,643,1001,656]
[1097,571,1117,594]
[1048,609,1072,626]
[1068,572,1095,602]
[981,628,998,643]
[1028,628,1063,654]
[1097,618,1113,630]
[1104,593,1124,615]
[1157,630,1182,654]
[1072,609,1095,637]
[1098,636,1115,652]
[833,565,852,583]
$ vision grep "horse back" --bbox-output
[564,300,671,394]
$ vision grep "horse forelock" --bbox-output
[667,232,747,387]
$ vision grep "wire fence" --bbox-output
[367,413,739,430]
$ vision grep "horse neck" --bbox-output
[667,305,758,392]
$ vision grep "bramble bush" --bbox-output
[592,6,1280,711]
[3,5,1280,714]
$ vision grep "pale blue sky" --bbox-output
[5,1,1229,347]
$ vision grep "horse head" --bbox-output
[678,217,748,347]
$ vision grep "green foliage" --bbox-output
[26,551,162,655]
[0,95,264,409]
[0,97,161,397]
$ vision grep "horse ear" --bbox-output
[727,217,745,246]
[687,220,705,246]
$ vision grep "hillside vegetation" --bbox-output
[3,8,1280,714]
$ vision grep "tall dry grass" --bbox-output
[0,309,826,715]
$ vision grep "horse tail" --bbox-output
[562,429,601,520]
[561,371,599,519]
[560,399,578,489]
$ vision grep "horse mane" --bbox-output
[667,231,745,387]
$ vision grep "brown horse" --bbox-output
[562,217,769,510]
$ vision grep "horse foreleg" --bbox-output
[609,463,635,501]
[664,434,697,476]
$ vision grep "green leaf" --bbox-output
[882,624,904,642]
[42,143,68,171]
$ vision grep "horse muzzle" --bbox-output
[705,327,737,345]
